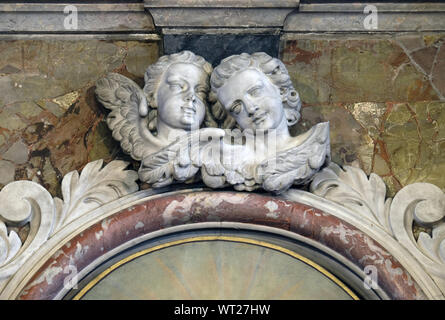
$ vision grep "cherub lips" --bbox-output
[182,105,196,117]
[252,112,268,124]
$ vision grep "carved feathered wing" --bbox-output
[139,128,227,188]
[258,122,331,194]
[137,122,330,193]
[95,73,162,161]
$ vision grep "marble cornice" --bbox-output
[286,2,445,32]
[299,2,445,13]
[144,0,299,8]
[0,3,155,34]
[0,3,145,12]
[1,2,445,34]
[144,0,299,29]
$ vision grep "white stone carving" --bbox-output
[96,51,330,194]
[52,160,139,234]
[0,160,138,288]
[309,163,445,295]
[0,181,55,282]
[310,163,392,232]
[0,47,442,299]
[138,128,225,188]
[258,122,330,193]
[0,158,444,299]
[204,52,330,193]
[0,221,20,267]
[389,183,445,289]
[95,51,213,160]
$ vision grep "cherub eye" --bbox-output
[169,82,184,91]
[249,86,262,97]
[230,101,242,114]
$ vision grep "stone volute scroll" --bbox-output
[0,160,139,294]
[95,51,331,194]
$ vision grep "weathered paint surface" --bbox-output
[18,191,424,300]
[0,40,160,197]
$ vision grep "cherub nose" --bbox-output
[184,90,197,103]
[245,101,259,115]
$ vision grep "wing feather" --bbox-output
[259,122,331,193]
[139,128,228,188]
[95,73,160,161]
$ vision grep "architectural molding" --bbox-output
[2,2,444,35]
[0,159,444,299]
[0,3,154,34]
[285,3,445,32]
[0,1,444,301]
[0,160,139,295]
[299,3,445,13]
[144,0,299,29]
[0,33,161,41]
[297,163,445,298]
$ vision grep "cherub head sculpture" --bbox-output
[143,50,213,141]
[96,51,329,193]
[95,51,213,160]
[210,52,301,136]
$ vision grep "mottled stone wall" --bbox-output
[0,32,444,199]
[284,33,445,196]
[0,40,160,196]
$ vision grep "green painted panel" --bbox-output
[81,240,353,300]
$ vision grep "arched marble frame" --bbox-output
[3,189,433,300]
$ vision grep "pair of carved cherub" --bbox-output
[96,51,330,194]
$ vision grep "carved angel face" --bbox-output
[216,68,286,131]
[156,63,208,131]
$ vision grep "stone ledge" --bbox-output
[0,33,161,41]
[299,2,445,13]
[145,0,299,28]
[0,3,155,33]
[148,8,297,28]
[0,3,145,12]
[285,12,445,32]
[162,27,281,35]
[144,0,299,8]
[3,2,445,34]
[286,2,445,32]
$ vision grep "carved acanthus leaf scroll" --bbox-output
[310,163,392,232]
[389,183,445,277]
[0,221,21,267]
[0,160,138,282]
[310,163,445,294]
[52,159,139,234]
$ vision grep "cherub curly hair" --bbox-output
[208,52,301,130]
